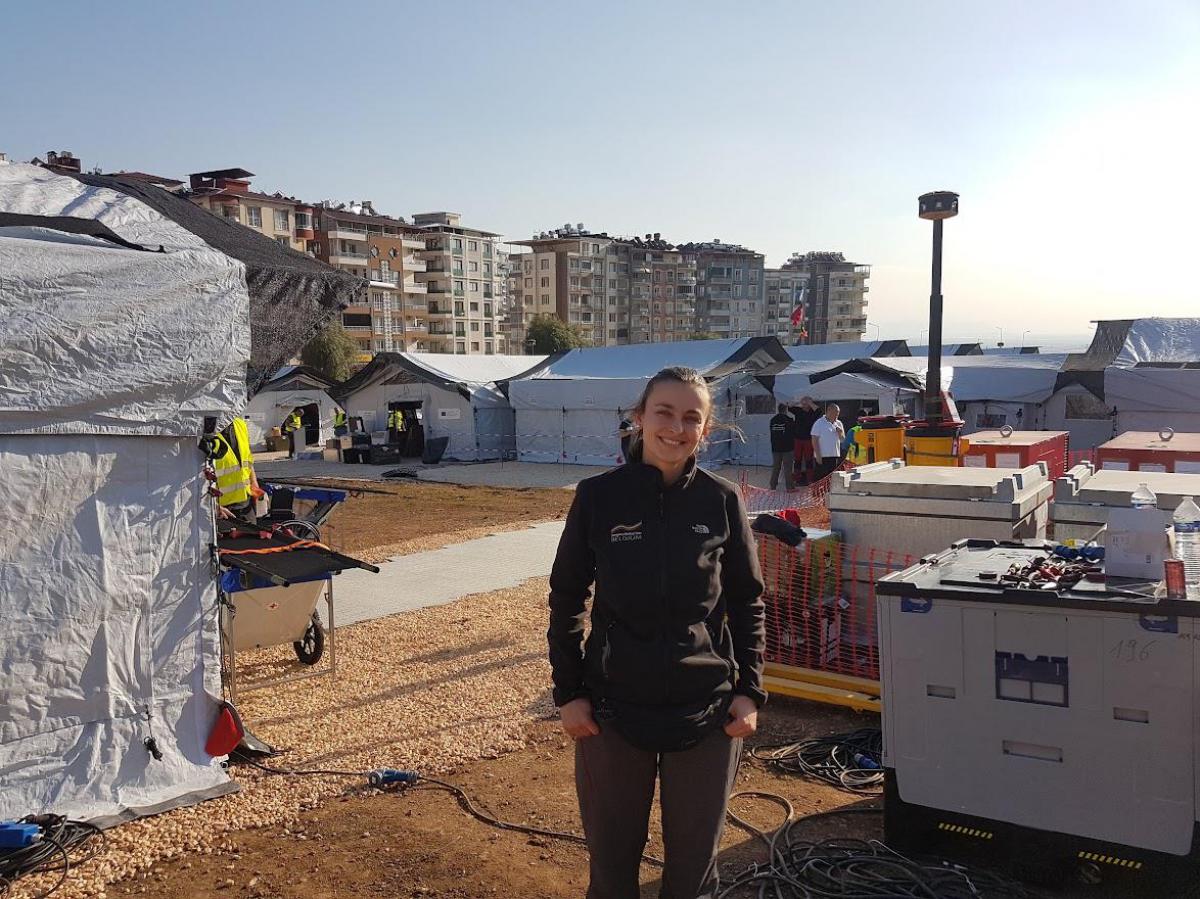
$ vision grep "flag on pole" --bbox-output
[790,286,807,326]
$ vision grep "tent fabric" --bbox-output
[0,163,241,822]
[244,367,344,449]
[516,336,786,380]
[909,343,983,356]
[782,339,910,362]
[981,346,1040,355]
[1112,318,1200,368]
[0,164,249,436]
[70,172,364,393]
[1105,367,1200,417]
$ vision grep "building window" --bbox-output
[274,210,290,231]
[468,240,478,251]
[540,294,550,305]
[246,207,262,227]
[456,323,466,337]
[220,205,239,221]
[276,236,290,248]
[470,301,479,312]
[525,260,533,273]
[470,322,480,332]
[540,259,549,270]
[453,238,464,253]
[525,278,532,288]
[483,262,492,276]
[469,260,479,272]
[485,341,493,354]
[454,301,465,316]
[456,341,466,354]
[540,277,550,288]
[484,303,492,317]
[454,280,465,295]
[471,341,480,351]
[750,269,759,282]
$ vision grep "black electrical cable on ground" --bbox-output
[0,816,106,899]
[751,728,884,793]
[719,794,1043,899]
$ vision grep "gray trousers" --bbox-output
[575,724,742,899]
[769,451,794,490]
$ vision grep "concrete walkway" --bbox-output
[333,520,565,625]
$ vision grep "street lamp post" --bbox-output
[918,191,959,425]
[867,322,881,341]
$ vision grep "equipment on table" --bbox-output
[877,538,1200,889]
[854,414,908,464]
[215,486,379,703]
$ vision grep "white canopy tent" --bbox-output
[336,352,546,461]
[0,162,246,822]
[245,365,344,450]
[1106,367,1200,435]
[505,338,788,465]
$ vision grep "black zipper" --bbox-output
[659,489,672,704]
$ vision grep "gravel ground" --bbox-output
[11,578,559,899]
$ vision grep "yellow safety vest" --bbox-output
[388,410,405,431]
[284,412,302,433]
[334,409,347,428]
[213,418,254,508]
[846,427,867,465]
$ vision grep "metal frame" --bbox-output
[220,576,337,704]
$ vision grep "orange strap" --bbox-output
[220,539,330,556]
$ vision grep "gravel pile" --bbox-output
[12,578,555,899]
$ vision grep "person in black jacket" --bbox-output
[548,366,766,899]
[767,403,797,491]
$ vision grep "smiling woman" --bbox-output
[547,365,767,898]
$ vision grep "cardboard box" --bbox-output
[1105,507,1171,579]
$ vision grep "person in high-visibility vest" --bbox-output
[844,421,867,465]
[210,417,262,519]
[387,408,406,445]
[333,408,348,437]
[283,408,303,459]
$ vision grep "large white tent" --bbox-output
[0,163,246,822]
[245,365,344,450]
[505,338,788,465]
[336,352,546,461]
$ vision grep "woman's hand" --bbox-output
[559,697,600,739]
[724,694,758,738]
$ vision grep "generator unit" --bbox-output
[877,540,1200,889]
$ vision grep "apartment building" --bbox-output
[511,227,699,351]
[763,268,810,343]
[680,241,765,338]
[188,168,312,253]
[412,212,506,355]
[311,201,431,361]
[780,251,870,343]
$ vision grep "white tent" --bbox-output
[336,352,546,461]
[0,163,245,822]
[245,365,344,451]
[1106,367,1200,435]
[934,354,1068,433]
[727,355,923,464]
[778,339,911,362]
[506,338,788,465]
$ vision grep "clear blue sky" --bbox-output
[2,0,1196,346]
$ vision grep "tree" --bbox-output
[301,320,360,382]
[526,314,588,354]
[691,332,723,340]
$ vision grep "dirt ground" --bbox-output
[293,479,574,560]
[114,702,880,899]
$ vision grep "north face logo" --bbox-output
[692,524,710,535]
[610,521,643,543]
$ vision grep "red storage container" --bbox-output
[962,430,1069,479]
[1095,430,1200,474]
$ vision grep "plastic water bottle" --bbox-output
[1131,483,1158,509]
[1173,496,1200,598]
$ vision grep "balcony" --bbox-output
[427,305,454,317]
[453,288,465,297]
[426,285,449,295]
[451,268,465,278]
[330,251,369,262]
[402,236,427,252]
[328,227,370,240]
[403,256,427,272]
[676,273,697,284]
[368,271,399,286]
[402,280,428,294]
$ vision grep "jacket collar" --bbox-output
[625,443,699,491]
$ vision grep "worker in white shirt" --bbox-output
[810,403,845,481]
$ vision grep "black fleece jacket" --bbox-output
[547,455,767,710]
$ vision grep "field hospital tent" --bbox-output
[336,352,546,461]
[0,162,352,823]
[505,337,788,465]
[777,339,911,361]
[245,365,344,450]
[726,346,918,464]
[935,354,1068,434]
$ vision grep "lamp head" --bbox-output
[918,191,959,221]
